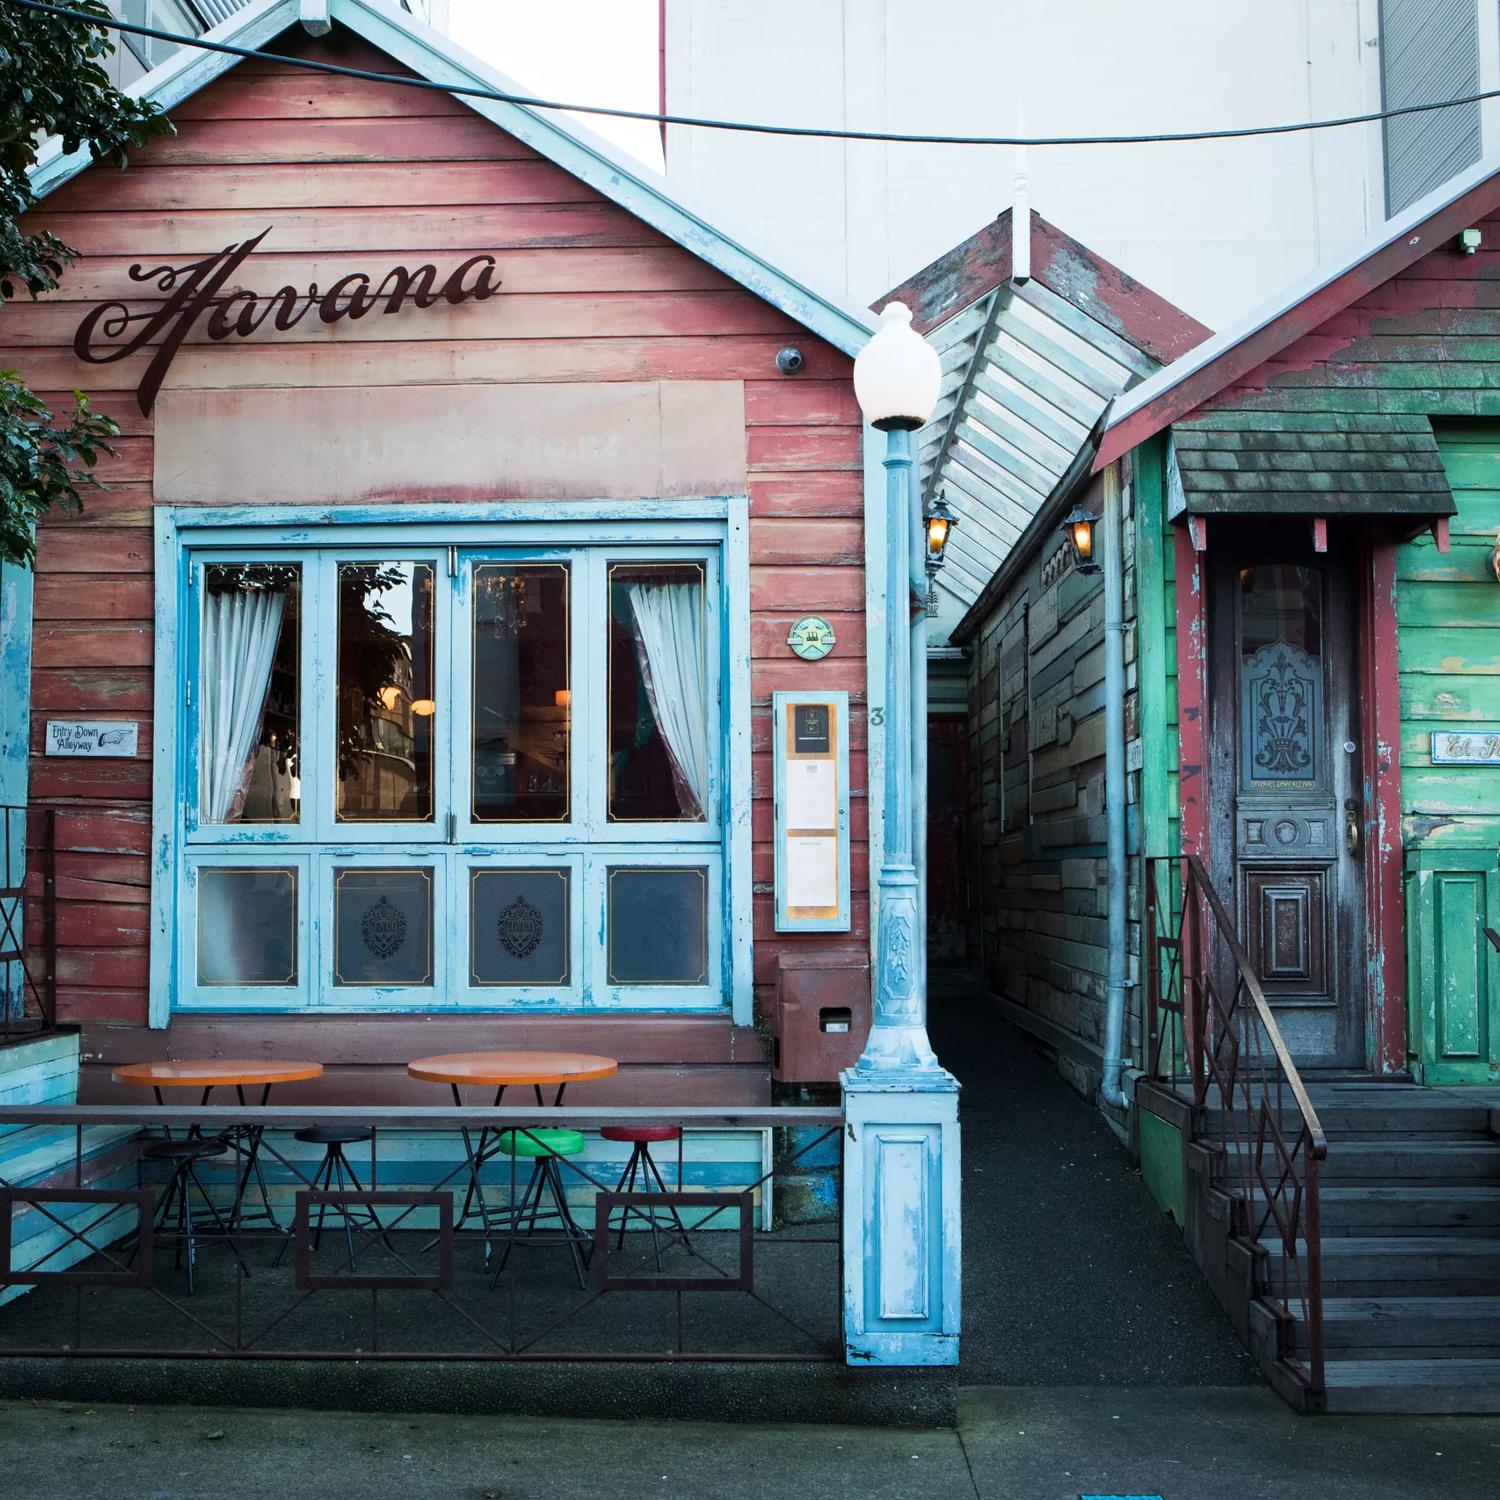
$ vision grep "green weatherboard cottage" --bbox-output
[949,149,1500,1411]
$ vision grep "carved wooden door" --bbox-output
[1209,538,1366,1068]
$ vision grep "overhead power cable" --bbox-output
[13,0,1500,150]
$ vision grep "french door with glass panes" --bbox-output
[180,541,723,1012]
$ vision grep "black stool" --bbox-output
[278,1126,388,1268]
[141,1137,250,1294]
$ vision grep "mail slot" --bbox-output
[771,950,870,1083]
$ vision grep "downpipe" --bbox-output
[1100,461,1131,1112]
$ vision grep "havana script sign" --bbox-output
[72,227,501,416]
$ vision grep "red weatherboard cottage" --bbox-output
[10,0,889,1106]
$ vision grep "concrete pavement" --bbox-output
[4,1391,1499,1499]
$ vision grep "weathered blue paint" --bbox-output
[842,427,960,1366]
[862,425,889,980]
[0,1034,141,1307]
[841,1080,961,1365]
[27,0,878,363]
[151,499,753,1024]
[0,560,33,1019]
[772,691,851,932]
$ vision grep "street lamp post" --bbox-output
[841,303,961,1367]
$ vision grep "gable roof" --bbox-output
[875,208,1208,641]
[1095,148,1500,469]
[28,0,877,358]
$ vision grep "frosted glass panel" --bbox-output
[333,867,434,986]
[197,867,296,987]
[469,868,570,987]
[607,867,708,985]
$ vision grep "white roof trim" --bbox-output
[28,0,877,357]
[1105,144,1500,435]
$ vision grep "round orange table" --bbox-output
[114,1059,325,1107]
[407,1051,618,1255]
[114,1059,325,1234]
[407,1051,617,1108]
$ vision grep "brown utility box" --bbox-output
[771,950,872,1083]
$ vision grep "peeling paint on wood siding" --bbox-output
[6,31,867,1065]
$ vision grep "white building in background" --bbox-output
[665,0,1500,329]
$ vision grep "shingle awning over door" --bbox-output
[1169,411,1457,522]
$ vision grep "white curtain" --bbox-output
[200,586,286,823]
[627,582,708,819]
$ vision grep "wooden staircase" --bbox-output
[1278,1085,1500,1413]
[1201,1084,1500,1413]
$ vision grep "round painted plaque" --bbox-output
[787,616,837,661]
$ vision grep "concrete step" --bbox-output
[1322,1357,1500,1413]
[1266,1236,1500,1296]
[1319,1186,1500,1234]
[1301,1297,1500,1356]
[1228,1139,1500,1183]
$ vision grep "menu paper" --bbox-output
[786,759,837,830]
[786,835,839,910]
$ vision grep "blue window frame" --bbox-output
[151,503,752,1022]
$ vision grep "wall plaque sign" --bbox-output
[773,692,850,933]
[72,227,502,417]
[45,721,138,758]
[787,616,836,661]
[1430,731,1500,765]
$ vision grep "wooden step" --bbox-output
[1227,1139,1500,1183]
[1319,1186,1500,1234]
[1322,1357,1500,1413]
[1300,1297,1500,1357]
[1199,1092,1496,1138]
[1266,1236,1500,1296]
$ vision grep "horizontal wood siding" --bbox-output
[1185,211,1500,1083]
[5,31,865,1087]
[966,468,1143,1098]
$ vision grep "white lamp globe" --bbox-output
[854,301,941,432]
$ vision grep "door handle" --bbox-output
[1344,799,1362,857]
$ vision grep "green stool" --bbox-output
[490,1128,591,1290]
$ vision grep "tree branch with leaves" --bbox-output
[0,0,169,565]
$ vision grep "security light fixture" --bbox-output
[1061,503,1100,574]
[854,302,941,431]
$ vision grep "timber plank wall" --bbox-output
[966,465,1149,1102]
[3,30,868,1098]
[1160,212,1500,1083]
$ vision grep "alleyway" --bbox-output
[926,972,1258,1387]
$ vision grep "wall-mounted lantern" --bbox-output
[924,494,958,618]
[1060,503,1100,575]
[926,495,957,571]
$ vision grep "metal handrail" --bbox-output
[0,805,58,1041]
[1144,852,1326,1399]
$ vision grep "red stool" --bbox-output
[601,1125,694,1268]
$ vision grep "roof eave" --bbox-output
[27,0,877,358]
[1094,150,1500,469]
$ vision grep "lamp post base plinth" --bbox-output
[840,1068,960,1366]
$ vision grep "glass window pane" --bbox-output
[608,562,708,822]
[333,868,434,986]
[1239,564,1323,787]
[472,563,569,822]
[607,867,708,985]
[199,563,301,825]
[470,868,570,986]
[337,563,436,823]
[197,867,296,987]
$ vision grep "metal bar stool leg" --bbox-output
[545,1157,589,1291]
